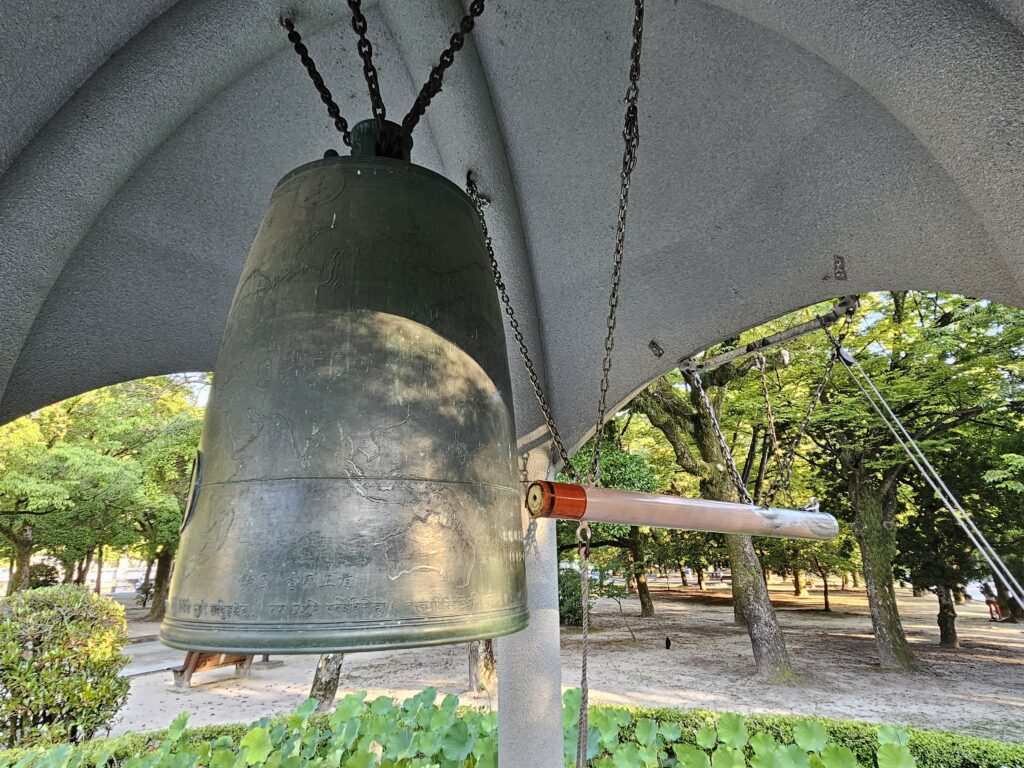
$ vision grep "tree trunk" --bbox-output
[678,562,688,587]
[75,548,94,585]
[142,558,155,591]
[637,376,792,678]
[634,572,654,617]
[468,639,496,693]
[935,585,958,648]
[94,545,104,595]
[813,558,831,612]
[841,573,848,591]
[695,566,705,590]
[851,570,860,588]
[752,438,771,505]
[62,562,76,584]
[309,653,345,711]
[8,526,34,594]
[995,579,1023,622]
[792,570,808,597]
[725,533,794,679]
[627,528,654,617]
[849,472,917,670]
[145,549,174,621]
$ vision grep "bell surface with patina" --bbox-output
[160,149,528,653]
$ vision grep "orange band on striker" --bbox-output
[526,481,588,520]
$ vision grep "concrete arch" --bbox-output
[0,0,548,429]
[1,0,1023,459]
[703,0,1024,291]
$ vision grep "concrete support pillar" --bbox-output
[497,443,562,768]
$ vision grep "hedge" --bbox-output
[0,701,1019,768]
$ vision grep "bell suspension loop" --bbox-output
[283,1,487,157]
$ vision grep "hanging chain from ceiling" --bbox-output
[281,18,353,146]
[466,175,582,484]
[403,0,486,136]
[282,1,486,149]
[347,1,387,133]
[586,0,644,489]
[690,368,757,504]
[465,4,645,766]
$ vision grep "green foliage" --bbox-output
[557,566,593,627]
[0,586,130,747]
[0,376,202,596]
[2,691,1021,768]
[563,694,1021,768]
[26,564,59,589]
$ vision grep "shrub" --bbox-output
[26,564,60,590]
[2,690,1022,768]
[0,585,130,747]
[589,701,1024,768]
[558,566,594,627]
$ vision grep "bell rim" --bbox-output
[158,607,529,655]
[273,154,470,208]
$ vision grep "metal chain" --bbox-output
[762,355,836,508]
[465,174,581,483]
[281,18,352,146]
[346,0,387,132]
[403,0,487,138]
[689,369,755,505]
[761,310,855,507]
[587,0,645,487]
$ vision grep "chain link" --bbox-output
[465,174,580,483]
[587,0,644,487]
[403,0,487,137]
[346,0,387,133]
[689,369,755,505]
[762,310,854,506]
[281,18,352,146]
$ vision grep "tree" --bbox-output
[980,448,1024,620]
[0,376,201,603]
[468,640,496,694]
[0,430,140,594]
[633,367,796,681]
[807,292,1024,667]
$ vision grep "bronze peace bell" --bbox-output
[160,122,528,653]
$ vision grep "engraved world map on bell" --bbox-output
[160,155,529,653]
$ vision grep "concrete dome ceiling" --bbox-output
[1,0,1023,452]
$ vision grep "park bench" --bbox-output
[171,651,254,689]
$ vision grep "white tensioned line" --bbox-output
[838,348,1024,605]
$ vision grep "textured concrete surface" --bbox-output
[1,0,1024,454]
[498,445,562,768]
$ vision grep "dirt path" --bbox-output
[112,583,1024,742]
